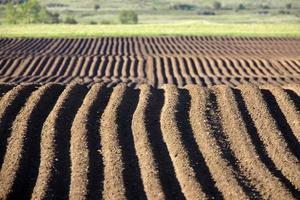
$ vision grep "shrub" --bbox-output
[213,1,222,10]
[64,17,78,24]
[100,19,112,24]
[237,4,245,10]
[197,10,215,15]
[0,0,26,4]
[119,11,138,24]
[286,3,292,9]
[259,4,270,9]
[48,12,60,24]
[89,20,97,25]
[94,4,100,10]
[170,3,196,11]
[258,10,269,15]
[46,3,67,8]
[278,10,290,15]
[5,0,60,24]
[5,2,18,24]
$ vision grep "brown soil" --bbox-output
[0,83,299,199]
[0,36,299,199]
[0,37,300,87]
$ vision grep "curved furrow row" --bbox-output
[183,57,201,85]
[1,55,300,87]
[212,85,295,199]
[0,83,299,198]
[2,37,299,57]
[261,85,300,142]
[160,84,207,199]
[131,85,165,200]
[187,85,248,199]
[238,84,300,190]
[152,57,165,88]
[30,56,50,76]
[206,57,223,76]
[4,58,24,76]
[31,84,86,200]
[0,59,17,76]
[88,56,100,77]
[99,84,127,199]
[69,83,108,199]
[0,84,14,101]
[0,85,36,167]
[0,84,62,200]
[177,57,193,85]
[120,56,129,81]
[285,83,300,97]
[170,57,184,87]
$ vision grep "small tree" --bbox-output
[100,19,112,24]
[171,4,196,11]
[48,12,60,24]
[238,4,245,10]
[5,2,18,24]
[94,4,100,10]
[286,3,292,9]
[5,0,57,24]
[259,4,270,9]
[213,1,222,10]
[64,17,78,24]
[89,20,97,25]
[19,0,40,23]
[119,11,138,24]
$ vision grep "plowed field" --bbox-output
[0,83,299,199]
[0,37,299,199]
[0,37,300,87]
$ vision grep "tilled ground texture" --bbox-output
[0,83,299,199]
[0,37,300,87]
[0,36,300,199]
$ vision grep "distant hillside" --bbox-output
[2,0,300,9]
[1,0,299,24]
[41,0,300,10]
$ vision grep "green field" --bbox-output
[0,1,299,38]
[1,23,300,38]
[1,0,300,24]
[40,0,300,24]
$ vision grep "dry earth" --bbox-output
[0,83,299,199]
[0,37,299,199]
[0,37,300,87]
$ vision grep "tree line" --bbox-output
[4,0,139,24]
[5,0,59,24]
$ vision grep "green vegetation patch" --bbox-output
[1,23,299,38]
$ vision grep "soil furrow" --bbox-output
[213,85,294,199]
[31,84,86,200]
[238,84,300,190]
[261,85,300,143]
[131,85,165,200]
[160,84,207,199]
[0,84,62,200]
[69,84,107,199]
[187,85,248,199]
[0,85,36,167]
[99,84,127,200]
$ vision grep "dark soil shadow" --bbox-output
[233,88,300,198]
[117,87,147,199]
[0,85,36,168]
[87,85,112,199]
[147,88,185,200]
[10,85,64,200]
[176,89,223,199]
[207,91,261,199]
[261,89,300,160]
